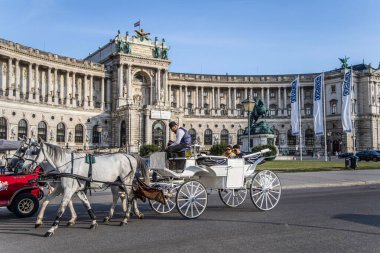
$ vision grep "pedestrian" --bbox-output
[0,155,6,175]
[317,151,320,160]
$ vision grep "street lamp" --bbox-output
[326,130,332,161]
[241,96,256,152]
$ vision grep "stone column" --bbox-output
[195,86,199,108]
[47,67,53,104]
[72,73,77,107]
[27,63,33,102]
[266,88,270,107]
[201,87,204,108]
[156,68,161,104]
[118,64,124,107]
[283,87,288,116]
[15,59,20,100]
[278,87,281,116]
[233,88,236,110]
[0,62,3,96]
[21,66,27,99]
[217,87,220,108]
[301,86,304,116]
[126,64,132,104]
[164,70,169,103]
[7,58,13,98]
[250,88,253,99]
[89,75,94,108]
[54,69,58,105]
[179,85,183,108]
[184,86,188,109]
[64,72,69,106]
[228,87,231,109]
[100,77,105,110]
[35,64,39,103]
[261,87,264,104]
[245,87,248,99]
[150,79,153,105]
[83,75,88,109]
[41,68,46,103]
[168,84,172,106]
[212,87,215,109]
[106,78,111,110]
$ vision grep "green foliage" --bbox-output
[209,142,229,156]
[139,144,161,157]
[251,144,278,160]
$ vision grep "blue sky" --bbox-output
[1,0,379,75]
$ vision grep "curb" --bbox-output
[282,180,380,190]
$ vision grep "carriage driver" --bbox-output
[165,121,191,159]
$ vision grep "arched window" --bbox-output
[75,124,84,143]
[56,123,65,143]
[269,104,277,116]
[237,129,244,145]
[305,129,314,146]
[37,121,47,141]
[273,129,280,146]
[0,117,7,139]
[152,121,166,150]
[220,129,229,144]
[120,120,126,147]
[188,129,196,144]
[18,119,28,139]
[287,129,296,145]
[204,129,213,145]
[92,125,101,144]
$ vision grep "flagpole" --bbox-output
[322,72,328,162]
[351,67,356,155]
[298,75,303,161]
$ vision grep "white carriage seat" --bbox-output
[196,156,227,167]
[148,152,167,170]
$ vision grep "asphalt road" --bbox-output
[1,185,380,253]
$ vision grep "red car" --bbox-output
[0,167,43,218]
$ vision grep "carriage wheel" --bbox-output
[149,186,177,214]
[250,170,281,211]
[219,189,247,207]
[176,180,207,219]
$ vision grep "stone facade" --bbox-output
[0,32,380,154]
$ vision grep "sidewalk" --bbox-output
[278,169,380,190]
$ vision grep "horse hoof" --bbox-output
[90,223,98,230]
[138,214,144,219]
[119,222,127,226]
[67,222,75,227]
[35,223,43,229]
[103,217,109,224]
[44,232,54,237]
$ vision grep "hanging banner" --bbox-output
[341,69,353,132]
[313,74,324,136]
[290,78,300,135]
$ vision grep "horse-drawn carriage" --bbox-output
[146,145,281,219]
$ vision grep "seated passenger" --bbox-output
[224,145,236,158]
[233,144,243,158]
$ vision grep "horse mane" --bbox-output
[43,142,71,165]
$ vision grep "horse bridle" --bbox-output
[23,142,44,170]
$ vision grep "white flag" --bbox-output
[313,74,324,136]
[290,78,300,135]
[341,69,353,132]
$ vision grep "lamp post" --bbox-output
[327,130,332,161]
[96,125,103,146]
[241,96,256,152]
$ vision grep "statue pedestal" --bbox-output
[241,134,276,152]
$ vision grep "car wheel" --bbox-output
[11,193,39,218]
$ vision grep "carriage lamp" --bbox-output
[96,125,103,133]
[241,96,256,152]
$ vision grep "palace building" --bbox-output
[0,30,380,154]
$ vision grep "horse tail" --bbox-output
[131,154,150,185]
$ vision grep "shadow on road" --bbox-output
[333,213,380,228]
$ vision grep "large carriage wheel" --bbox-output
[250,170,281,211]
[219,189,247,207]
[176,180,207,219]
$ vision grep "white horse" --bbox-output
[22,140,149,237]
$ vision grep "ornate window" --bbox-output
[287,129,296,145]
[270,91,276,98]
[204,129,213,145]
[188,128,196,144]
[253,92,258,98]
[305,129,314,146]
[120,120,126,147]
[204,103,210,115]
[56,123,65,143]
[92,125,101,144]
[305,103,312,116]
[37,121,47,141]
[331,85,336,93]
[330,99,338,114]
[269,104,277,116]
[287,105,291,116]
[152,121,166,150]
[237,129,244,145]
[75,124,84,143]
[18,119,28,139]
[0,117,7,139]
[220,129,229,144]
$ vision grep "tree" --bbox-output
[139,144,160,157]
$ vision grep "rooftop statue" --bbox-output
[339,56,350,69]
[134,28,151,42]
